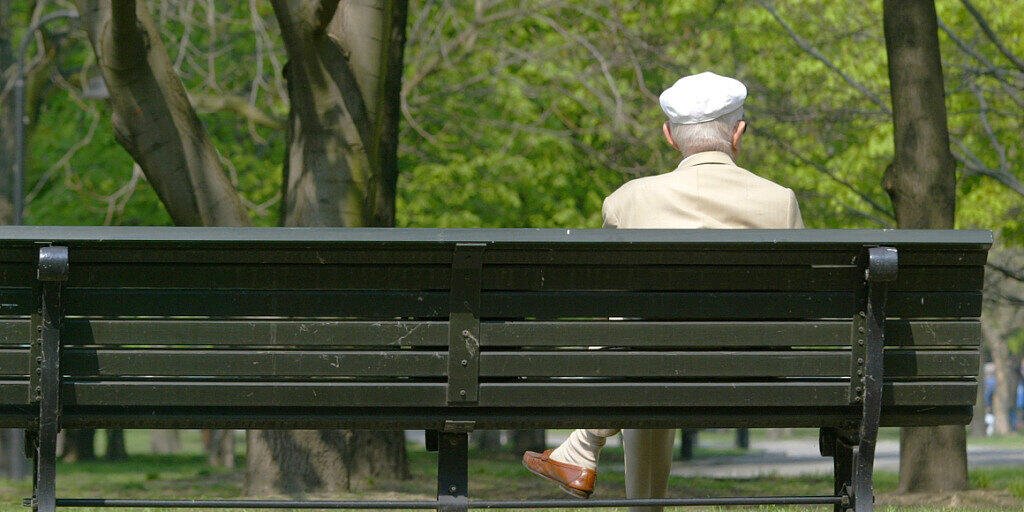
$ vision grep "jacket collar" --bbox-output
[675,151,736,170]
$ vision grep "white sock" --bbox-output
[548,429,614,471]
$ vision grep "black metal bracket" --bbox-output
[447,243,484,404]
[436,431,469,512]
[848,246,897,512]
[32,245,68,512]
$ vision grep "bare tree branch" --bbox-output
[754,0,890,112]
[961,0,1024,74]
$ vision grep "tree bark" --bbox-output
[882,0,968,493]
[206,429,235,468]
[472,431,502,451]
[509,430,545,455]
[246,430,408,495]
[72,0,250,226]
[105,429,128,461]
[150,430,181,455]
[0,0,16,224]
[61,429,96,462]
[245,0,410,495]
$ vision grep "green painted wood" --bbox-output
[482,249,988,267]
[61,381,448,407]
[61,290,449,318]
[57,320,448,347]
[0,379,29,405]
[26,319,979,349]
[0,349,28,375]
[30,380,974,408]
[479,350,978,378]
[480,320,981,347]
[0,320,29,345]
[62,350,448,377]
[479,265,981,292]
[477,381,977,408]
[480,291,980,320]
[4,263,975,293]
[0,320,983,348]
[65,264,452,290]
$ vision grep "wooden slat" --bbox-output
[0,349,28,376]
[0,319,29,346]
[480,265,982,292]
[60,289,449,318]
[481,291,855,319]
[477,381,977,407]
[60,320,448,347]
[480,320,981,347]
[479,350,978,378]
[62,381,447,407]
[481,291,980,320]
[0,289,32,315]
[888,292,982,318]
[482,249,988,267]
[0,380,29,405]
[66,264,451,290]
[62,349,447,377]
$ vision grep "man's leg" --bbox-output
[623,429,675,512]
[523,429,618,498]
[549,429,618,469]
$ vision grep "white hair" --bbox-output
[669,107,744,158]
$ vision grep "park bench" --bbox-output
[0,226,990,512]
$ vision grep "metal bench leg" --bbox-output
[30,246,69,512]
[436,432,469,512]
[819,428,854,512]
[849,247,897,512]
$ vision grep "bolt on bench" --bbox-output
[0,227,990,512]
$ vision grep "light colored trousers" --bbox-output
[576,428,675,512]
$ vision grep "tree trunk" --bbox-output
[206,429,235,468]
[509,430,545,455]
[150,430,181,455]
[0,429,29,480]
[246,430,408,495]
[472,431,502,451]
[105,429,128,461]
[61,429,96,462]
[983,318,1015,434]
[0,0,16,223]
[245,0,410,495]
[72,0,250,226]
[882,0,968,493]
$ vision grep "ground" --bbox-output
[0,430,1021,512]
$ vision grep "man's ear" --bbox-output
[663,122,680,151]
[732,120,747,153]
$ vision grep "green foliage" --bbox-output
[7,0,1023,239]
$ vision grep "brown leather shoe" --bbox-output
[522,449,595,498]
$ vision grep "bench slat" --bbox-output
[60,349,447,377]
[479,350,979,378]
[481,291,980,319]
[0,320,984,348]
[0,380,967,408]
[477,381,977,407]
[3,263,977,293]
[57,320,448,347]
[480,320,980,347]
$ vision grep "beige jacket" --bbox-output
[602,151,803,229]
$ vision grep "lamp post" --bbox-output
[11,9,79,225]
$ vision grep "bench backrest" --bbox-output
[0,227,990,430]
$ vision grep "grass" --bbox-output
[1,430,1022,512]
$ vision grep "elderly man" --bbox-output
[522,72,804,510]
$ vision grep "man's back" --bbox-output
[602,151,803,229]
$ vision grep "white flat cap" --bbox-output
[660,72,747,125]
